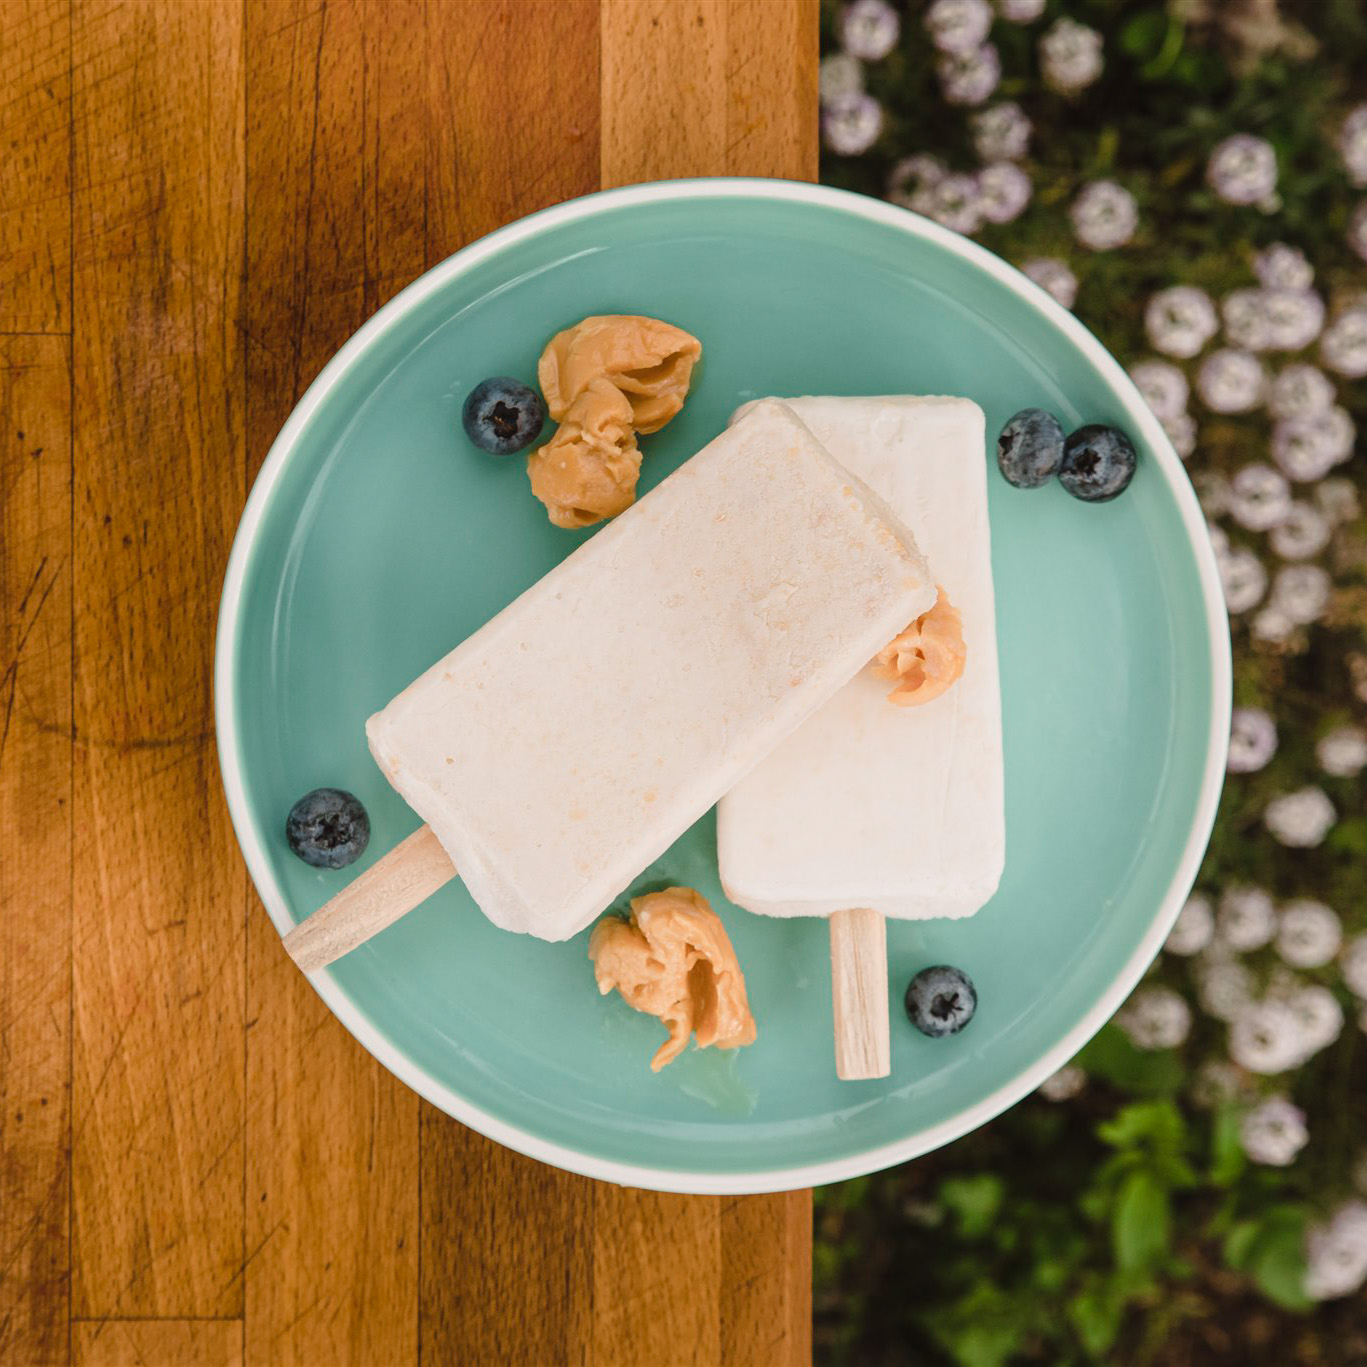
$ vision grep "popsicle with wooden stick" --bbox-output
[282,400,937,972]
[718,397,1004,1080]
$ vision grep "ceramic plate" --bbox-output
[216,180,1230,1194]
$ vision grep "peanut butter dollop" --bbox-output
[589,886,757,1072]
[539,314,702,435]
[872,586,967,707]
[526,378,642,529]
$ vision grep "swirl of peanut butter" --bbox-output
[589,886,757,1072]
[539,314,702,435]
[526,378,642,529]
[872,586,967,707]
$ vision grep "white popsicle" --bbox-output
[716,396,1004,1077]
[360,399,936,944]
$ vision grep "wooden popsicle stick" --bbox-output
[829,907,891,1080]
[282,824,456,973]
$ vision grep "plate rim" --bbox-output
[214,176,1233,1194]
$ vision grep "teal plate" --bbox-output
[216,180,1230,1193]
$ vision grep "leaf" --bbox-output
[1118,9,1167,60]
[1210,1106,1247,1188]
[1222,1205,1314,1312]
[1113,1170,1171,1274]
[940,1174,1006,1239]
[1068,1283,1125,1357]
[1097,1099,1187,1152]
[1078,1028,1185,1098]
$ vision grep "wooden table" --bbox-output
[0,1,817,1362]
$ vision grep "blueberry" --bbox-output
[904,965,978,1038]
[286,788,370,869]
[1059,424,1137,502]
[462,377,545,455]
[997,408,1065,488]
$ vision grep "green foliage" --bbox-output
[815,0,1367,1362]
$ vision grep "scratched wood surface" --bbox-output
[0,1,818,1364]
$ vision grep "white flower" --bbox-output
[1270,503,1332,561]
[1240,1096,1308,1166]
[971,102,1031,162]
[1194,470,1231,517]
[1191,1059,1247,1108]
[1341,936,1367,998]
[1039,17,1103,94]
[1129,360,1189,422]
[1348,203,1367,264]
[1162,411,1197,458]
[1271,409,1355,481]
[1305,1202,1367,1301]
[1227,706,1278,774]
[1228,464,1289,530]
[1263,289,1326,351]
[1318,725,1367,778]
[1268,364,1335,420]
[938,43,1001,106]
[1315,476,1361,524]
[887,154,946,205]
[1117,986,1192,1049]
[1252,606,1300,645]
[1276,901,1343,969]
[1322,307,1367,377]
[997,0,1044,20]
[840,0,901,60]
[1282,982,1345,1059]
[1217,544,1267,613]
[977,162,1032,224]
[1218,885,1277,951]
[913,172,984,234]
[1146,286,1218,358]
[1207,134,1279,206]
[1037,1064,1086,1101]
[925,0,992,54]
[1271,564,1331,624]
[1198,957,1256,1022]
[822,93,884,156]
[1339,104,1367,188]
[819,52,865,106]
[1264,787,1336,848]
[1023,257,1077,309]
[1166,893,1215,956]
[1254,243,1313,290]
[1069,180,1137,250]
[1229,1001,1304,1073]
[1222,288,1272,350]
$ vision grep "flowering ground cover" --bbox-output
[815,3,1367,1361]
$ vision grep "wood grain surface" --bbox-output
[0,1,818,1363]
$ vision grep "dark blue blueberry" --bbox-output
[1059,424,1137,502]
[461,377,545,455]
[997,408,1065,488]
[904,965,978,1038]
[286,788,371,869]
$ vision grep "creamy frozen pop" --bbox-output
[716,396,1003,1075]
[319,399,936,954]
[719,395,1003,917]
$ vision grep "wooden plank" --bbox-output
[420,1,816,1364]
[426,0,601,256]
[0,0,71,332]
[417,3,603,1363]
[721,1193,812,1367]
[69,0,247,1319]
[599,0,818,188]
[72,1320,242,1367]
[0,334,72,1367]
[242,1,421,1361]
[419,1120,593,1364]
